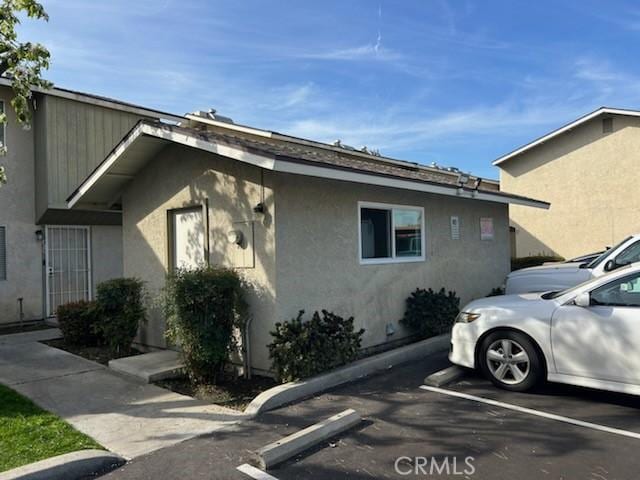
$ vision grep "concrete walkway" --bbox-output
[0,330,246,459]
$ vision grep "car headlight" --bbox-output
[455,311,481,323]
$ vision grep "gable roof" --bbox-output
[184,113,502,190]
[493,107,640,166]
[67,120,549,210]
[0,77,183,122]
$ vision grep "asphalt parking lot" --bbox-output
[104,350,640,480]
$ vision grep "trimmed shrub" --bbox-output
[487,286,505,297]
[511,255,564,271]
[94,278,146,354]
[401,288,460,338]
[57,300,101,346]
[268,310,365,383]
[164,267,247,384]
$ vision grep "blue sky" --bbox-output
[17,0,640,178]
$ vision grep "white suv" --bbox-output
[505,234,640,294]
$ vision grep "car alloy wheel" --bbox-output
[485,339,530,385]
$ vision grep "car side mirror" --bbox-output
[604,259,616,272]
[574,292,591,307]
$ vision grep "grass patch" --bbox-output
[156,375,277,411]
[0,384,102,472]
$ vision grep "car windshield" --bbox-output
[541,277,601,300]
[541,264,636,300]
[585,236,632,269]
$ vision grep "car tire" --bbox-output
[479,330,544,392]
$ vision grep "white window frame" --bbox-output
[358,201,426,265]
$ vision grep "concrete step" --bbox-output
[109,350,184,383]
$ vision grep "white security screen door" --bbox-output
[46,226,91,317]
[171,208,205,270]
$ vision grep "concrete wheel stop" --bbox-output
[251,409,362,470]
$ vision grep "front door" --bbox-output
[45,226,91,317]
[170,207,206,270]
[551,271,640,383]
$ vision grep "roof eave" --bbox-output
[0,77,184,122]
[68,121,549,210]
[493,107,640,166]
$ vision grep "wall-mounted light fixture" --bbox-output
[35,229,43,242]
[456,172,470,195]
[227,229,244,246]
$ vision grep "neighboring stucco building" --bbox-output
[496,107,640,259]
[69,115,547,373]
[0,79,180,324]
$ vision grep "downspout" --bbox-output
[243,316,253,379]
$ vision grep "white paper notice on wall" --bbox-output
[480,217,494,240]
[450,216,460,240]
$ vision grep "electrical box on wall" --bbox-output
[450,216,460,240]
[230,220,255,268]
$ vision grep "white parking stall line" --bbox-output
[420,385,640,441]
[237,463,280,480]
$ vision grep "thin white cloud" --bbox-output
[299,43,402,62]
[280,83,314,108]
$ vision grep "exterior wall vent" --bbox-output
[602,117,613,134]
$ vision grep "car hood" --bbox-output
[508,263,584,279]
[464,292,544,310]
[461,293,559,322]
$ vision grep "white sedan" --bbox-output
[505,234,640,295]
[450,263,640,395]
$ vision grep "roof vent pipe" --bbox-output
[190,109,234,124]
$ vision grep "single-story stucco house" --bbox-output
[496,107,640,259]
[0,79,181,324]
[67,112,548,373]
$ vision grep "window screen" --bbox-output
[0,226,6,280]
[394,209,422,257]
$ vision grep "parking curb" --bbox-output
[0,449,125,480]
[245,333,450,416]
[252,409,362,469]
[424,365,467,387]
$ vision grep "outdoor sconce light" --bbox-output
[35,229,44,242]
[456,172,470,187]
[253,202,266,214]
[227,229,244,246]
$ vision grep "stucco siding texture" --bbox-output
[500,115,640,259]
[91,225,123,291]
[121,145,276,366]
[0,88,43,323]
[274,173,510,353]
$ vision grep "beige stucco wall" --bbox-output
[500,114,640,259]
[91,225,123,291]
[121,144,275,367]
[274,173,510,351]
[0,87,43,323]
